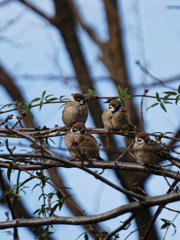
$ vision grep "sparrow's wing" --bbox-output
[63,101,77,115]
[125,110,131,125]
[144,142,169,159]
[78,134,98,147]
[113,111,130,129]
[62,101,88,125]
[77,134,99,158]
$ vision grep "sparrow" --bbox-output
[64,122,102,161]
[102,100,131,131]
[62,93,88,126]
[132,133,178,166]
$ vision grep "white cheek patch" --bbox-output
[136,139,145,145]
[108,106,114,112]
[70,95,75,101]
[79,100,85,105]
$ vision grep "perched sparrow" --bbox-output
[64,122,102,161]
[102,100,131,131]
[62,93,88,126]
[133,134,170,165]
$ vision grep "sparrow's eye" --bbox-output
[137,138,144,143]
[108,105,113,110]
[73,129,80,133]
[77,97,85,101]
[80,128,86,134]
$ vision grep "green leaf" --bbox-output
[33,208,41,215]
[146,102,159,111]
[163,100,173,104]
[39,100,43,110]
[59,95,66,101]
[171,223,177,236]
[19,176,34,188]
[164,131,174,135]
[30,98,41,104]
[0,101,17,110]
[0,104,10,110]
[117,85,122,96]
[46,98,58,102]
[163,91,177,96]
[7,163,13,181]
[32,182,41,191]
[84,89,98,99]
[42,90,46,99]
[50,203,59,216]
[175,95,180,104]
[49,138,55,144]
[76,233,85,240]
[160,102,167,112]
[123,87,128,94]
[156,92,161,102]
[163,95,170,100]
[161,218,171,229]
[160,218,176,235]
[45,94,53,100]
[84,233,89,240]
[178,85,180,94]
[29,110,34,119]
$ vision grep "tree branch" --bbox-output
[0,191,179,229]
[0,156,179,181]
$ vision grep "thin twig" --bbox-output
[0,155,179,180]
[142,180,178,240]
[11,114,25,129]
[140,89,148,132]
[1,126,180,142]
[104,213,138,240]
[4,126,146,200]
[0,191,179,229]
[0,114,13,126]
[0,170,19,240]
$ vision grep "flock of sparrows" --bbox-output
[62,93,174,165]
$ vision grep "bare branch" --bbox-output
[142,180,178,240]
[0,154,179,183]
[17,0,54,23]
[0,126,180,142]
[105,213,138,240]
[0,191,179,229]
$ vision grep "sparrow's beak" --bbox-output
[79,100,85,105]
[119,106,125,112]
[80,128,86,134]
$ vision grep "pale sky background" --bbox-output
[0,0,180,239]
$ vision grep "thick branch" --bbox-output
[0,156,179,181]
[0,191,179,229]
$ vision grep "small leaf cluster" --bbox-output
[30,90,66,110]
[77,231,108,240]
[161,218,176,236]
[117,85,132,106]
[0,101,18,113]
[33,191,65,217]
[84,89,98,100]
[0,90,67,115]
[35,226,53,239]
[147,85,180,112]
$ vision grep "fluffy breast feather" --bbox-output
[62,101,88,126]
